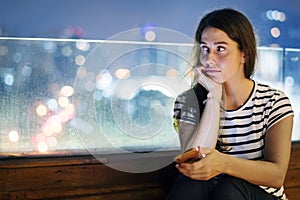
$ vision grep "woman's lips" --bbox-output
[204,69,221,73]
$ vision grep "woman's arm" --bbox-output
[177,115,293,188]
[176,66,222,152]
[185,95,221,150]
[224,115,293,188]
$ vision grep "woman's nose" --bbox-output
[208,51,216,62]
[200,50,216,67]
[205,53,216,68]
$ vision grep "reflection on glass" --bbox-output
[0,38,299,157]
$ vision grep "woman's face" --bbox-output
[199,27,246,83]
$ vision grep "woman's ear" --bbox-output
[241,53,247,63]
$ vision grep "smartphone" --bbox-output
[174,146,202,164]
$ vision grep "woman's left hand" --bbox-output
[176,149,225,180]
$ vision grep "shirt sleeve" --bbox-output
[267,90,294,130]
[173,84,207,132]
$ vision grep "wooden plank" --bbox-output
[0,164,148,191]
[0,143,298,200]
[0,155,102,169]
[65,188,165,200]
[289,142,300,169]
[0,161,177,193]
[285,187,300,200]
[10,183,166,200]
[285,168,300,188]
[0,192,9,200]
[0,150,178,169]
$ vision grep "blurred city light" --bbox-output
[58,96,69,107]
[145,31,156,42]
[36,104,48,116]
[266,9,286,22]
[75,55,86,65]
[8,130,19,142]
[166,68,179,78]
[271,27,281,38]
[115,68,131,80]
[76,41,90,51]
[37,141,48,153]
[60,85,74,97]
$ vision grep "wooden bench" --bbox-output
[0,142,299,200]
[284,142,300,200]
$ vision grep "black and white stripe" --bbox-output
[219,81,293,199]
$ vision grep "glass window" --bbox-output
[0,30,195,157]
[0,36,299,159]
[283,48,300,141]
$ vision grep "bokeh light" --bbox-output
[47,98,58,111]
[115,68,131,79]
[4,74,14,86]
[145,31,156,41]
[43,41,57,53]
[285,76,294,87]
[58,96,69,107]
[37,141,48,153]
[47,115,63,134]
[42,124,54,137]
[65,103,75,116]
[96,70,112,89]
[61,45,72,56]
[21,64,32,77]
[36,104,48,116]
[266,9,286,22]
[60,85,74,97]
[58,111,70,122]
[8,130,19,142]
[271,27,281,38]
[75,55,86,65]
[166,68,179,78]
[76,41,90,51]
[12,52,22,63]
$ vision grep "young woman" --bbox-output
[167,8,294,200]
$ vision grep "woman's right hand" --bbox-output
[193,66,223,101]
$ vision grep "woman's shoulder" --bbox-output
[255,81,287,97]
[254,81,292,108]
[176,84,208,104]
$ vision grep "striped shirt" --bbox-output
[173,81,294,199]
[219,81,293,199]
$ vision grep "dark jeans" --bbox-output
[165,174,278,200]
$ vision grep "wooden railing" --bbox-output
[0,142,299,200]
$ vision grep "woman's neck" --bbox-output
[223,78,254,110]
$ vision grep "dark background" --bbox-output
[0,0,300,48]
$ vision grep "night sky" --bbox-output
[0,0,300,48]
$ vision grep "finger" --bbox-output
[176,165,210,180]
[193,66,213,88]
[177,160,204,171]
[200,148,212,157]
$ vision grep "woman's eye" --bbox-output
[217,46,225,52]
[201,46,209,53]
